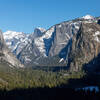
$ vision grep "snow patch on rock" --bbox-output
[34,26,55,56]
[82,15,94,20]
[36,27,46,33]
[3,31,30,55]
[59,58,64,63]
[58,24,62,28]
[93,31,100,43]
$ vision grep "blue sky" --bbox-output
[0,0,100,33]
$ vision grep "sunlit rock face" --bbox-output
[68,22,100,72]
[3,15,100,70]
[0,30,24,68]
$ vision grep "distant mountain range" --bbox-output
[1,15,100,72]
[0,30,24,68]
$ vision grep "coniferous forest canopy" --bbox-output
[0,61,100,100]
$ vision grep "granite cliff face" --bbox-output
[0,30,24,68]
[16,19,82,66]
[3,31,30,56]
[68,22,100,72]
[3,15,100,72]
[48,20,81,58]
[17,28,46,65]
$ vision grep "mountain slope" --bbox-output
[17,17,82,66]
[0,30,24,68]
[3,15,100,69]
[16,27,46,65]
[17,15,96,66]
[3,31,30,56]
[68,22,100,72]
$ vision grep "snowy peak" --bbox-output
[2,15,100,67]
[3,31,25,39]
[0,30,24,68]
[34,27,46,37]
[3,30,30,55]
[34,26,55,56]
[82,15,94,20]
[29,27,46,40]
[36,27,46,33]
[33,27,46,38]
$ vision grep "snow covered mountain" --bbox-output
[3,15,100,69]
[3,31,30,56]
[3,28,46,65]
[29,27,46,40]
[81,15,94,19]
[68,22,100,72]
[17,27,46,65]
[17,15,93,66]
[16,20,81,66]
[0,30,24,68]
[3,27,46,56]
